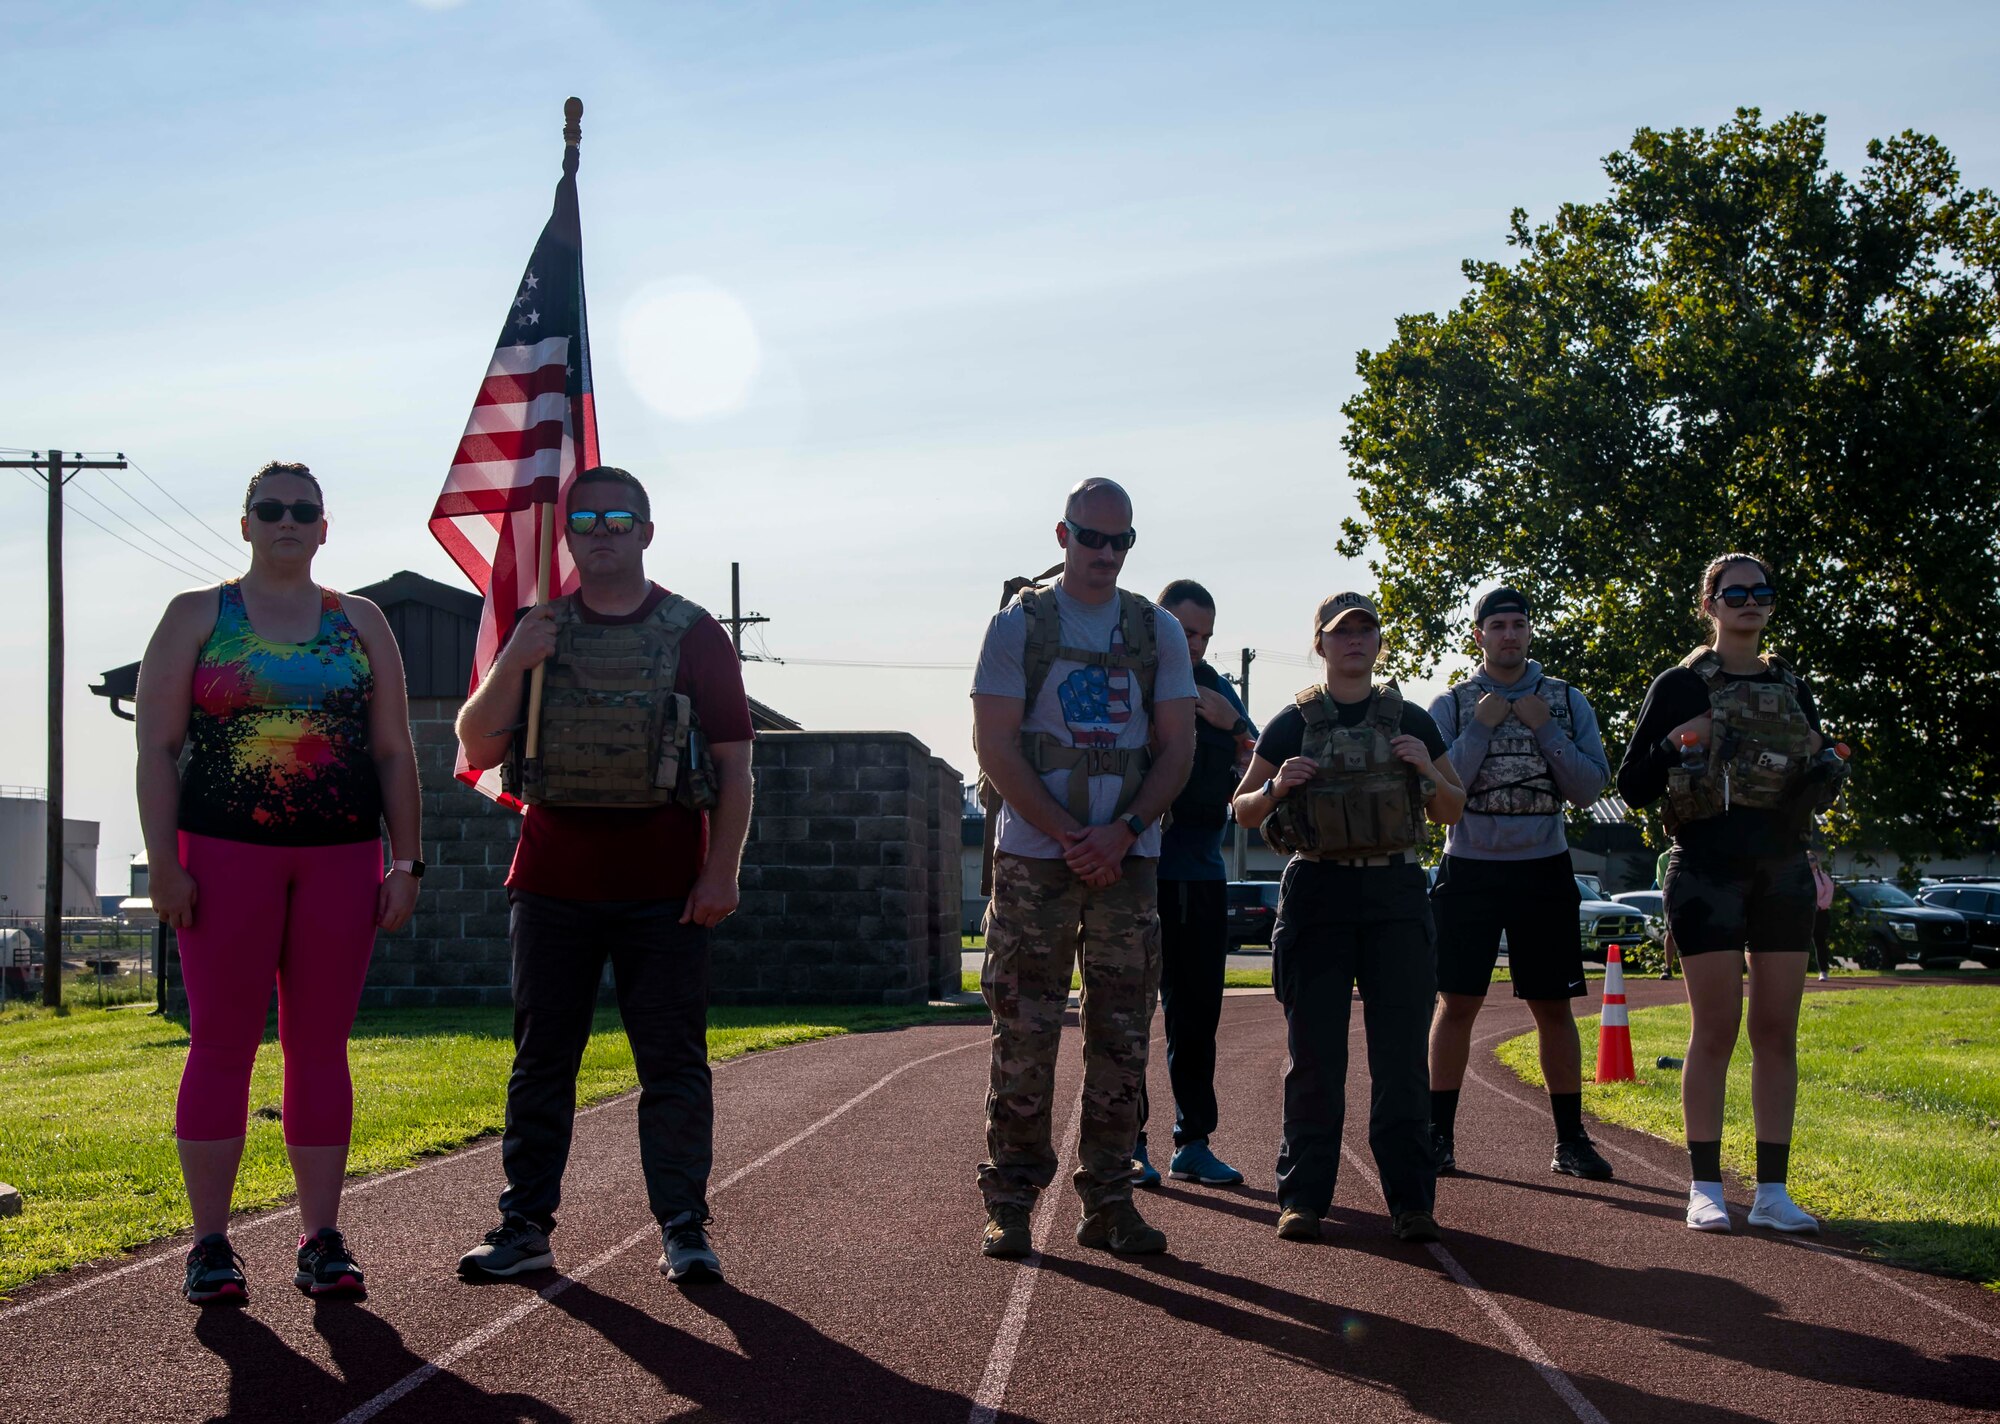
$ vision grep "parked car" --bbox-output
[1226,881,1281,947]
[1833,880,1973,970]
[1576,878,1647,963]
[1611,889,1667,944]
[1914,881,2000,968]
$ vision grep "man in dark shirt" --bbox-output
[1135,579,1256,1189]
[452,466,755,1286]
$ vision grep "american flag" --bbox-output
[429,115,599,806]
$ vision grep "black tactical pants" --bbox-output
[498,891,712,1232]
[1138,878,1230,1150]
[1272,859,1437,1219]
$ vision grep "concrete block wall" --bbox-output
[713,731,963,1005]
[364,695,520,1008]
[926,756,965,998]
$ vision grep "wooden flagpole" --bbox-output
[521,97,583,768]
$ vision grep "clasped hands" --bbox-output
[1062,821,1136,888]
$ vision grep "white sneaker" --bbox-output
[1747,1184,1820,1234]
[1817,972,1830,981]
[1686,1181,1731,1232]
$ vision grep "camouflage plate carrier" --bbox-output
[973,565,1160,894]
[503,592,719,810]
[1450,676,1575,816]
[1263,682,1428,859]
[1663,647,1828,835]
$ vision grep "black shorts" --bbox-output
[1431,852,1585,1001]
[1663,848,1815,956]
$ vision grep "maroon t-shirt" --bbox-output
[506,584,754,901]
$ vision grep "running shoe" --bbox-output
[457,1215,555,1279]
[1431,1127,1458,1177]
[1686,1182,1731,1232]
[1131,1141,1162,1188]
[1275,1206,1322,1242]
[1075,1200,1167,1254]
[1747,1186,1820,1235]
[1391,1210,1441,1243]
[1168,1140,1245,1186]
[1552,1135,1615,1182]
[294,1227,366,1300]
[183,1233,247,1307]
[659,1211,723,1285]
[981,1203,1033,1259]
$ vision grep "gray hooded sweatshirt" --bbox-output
[1427,659,1609,861]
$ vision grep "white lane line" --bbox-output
[1338,1142,1608,1424]
[1463,1043,2000,1344]
[337,1036,986,1424]
[967,1096,1086,1424]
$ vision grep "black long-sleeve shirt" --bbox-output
[1616,664,1823,861]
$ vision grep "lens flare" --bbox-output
[619,279,762,422]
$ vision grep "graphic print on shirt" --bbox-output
[1055,625,1134,748]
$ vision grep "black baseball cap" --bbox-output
[1474,586,1531,624]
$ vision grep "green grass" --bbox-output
[1496,984,2000,1288]
[0,997,980,1297]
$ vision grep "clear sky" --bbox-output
[5,0,1997,891]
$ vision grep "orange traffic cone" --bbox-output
[1596,944,1636,1083]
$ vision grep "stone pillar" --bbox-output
[926,757,965,997]
[715,731,945,1004]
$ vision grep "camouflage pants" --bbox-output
[978,852,1161,1213]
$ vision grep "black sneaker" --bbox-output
[183,1233,248,1306]
[1552,1135,1615,1182]
[457,1215,555,1280]
[659,1211,723,1285]
[1391,1210,1441,1243]
[1431,1127,1458,1177]
[295,1227,367,1300]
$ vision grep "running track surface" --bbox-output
[5,980,1997,1424]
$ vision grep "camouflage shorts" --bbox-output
[977,852,1161,1212]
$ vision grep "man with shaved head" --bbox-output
[971,478,1197,1257]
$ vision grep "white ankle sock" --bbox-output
[1748,1183,1820,1234]
[1686,1181,1731,1232]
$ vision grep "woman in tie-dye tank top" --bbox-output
[135,461,423,1306]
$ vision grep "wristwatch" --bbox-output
[391,859,426,880]
[1229,715,1250,738]
[1121,812,1147,838]
[1262,777,1281,802]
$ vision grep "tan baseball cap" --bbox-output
[1316,591,1381,633]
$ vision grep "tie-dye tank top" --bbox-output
[178,581,383,845]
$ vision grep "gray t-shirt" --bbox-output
[972,580,1196,859]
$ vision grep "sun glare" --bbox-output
[618,279,763,423]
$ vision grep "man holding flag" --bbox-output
[428,100,756,1288]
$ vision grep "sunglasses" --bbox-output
[1064,519,1137,552]
[1716,583,1777,608]
[249,500,323,524]
[566,509,642,536]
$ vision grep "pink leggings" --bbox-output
[174,832,381,1146]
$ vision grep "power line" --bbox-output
[124,458,248,561]
[11,469,215,582]
[770,657,975,670]
[92,465,243,575]
[66,477,235,581]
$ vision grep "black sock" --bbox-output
[1550,1092,1584,1142]
[1689,1139,1723,1181]
[1430,1088,1460,1136]
[1755,1140,1789,1186]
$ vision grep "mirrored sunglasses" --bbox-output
[566,509,640,536]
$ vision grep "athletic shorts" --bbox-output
[1663,848,1815,956]
[1430,852,1585,1001]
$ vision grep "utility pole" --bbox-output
[0,449,128,1006]
[1229,647,1255,881]
[720,561,772,662]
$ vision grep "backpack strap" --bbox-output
[1294,684,1329,723]
[1371,680,1405,740]
[1116,590,1159,714]
[1018,585,1063,712]
[1449,680,1480,739]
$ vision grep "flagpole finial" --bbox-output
[564,97,583,147]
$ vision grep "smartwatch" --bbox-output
[1120,812,1147,838]
[1262,777,1281,801]
[392,859,426,880]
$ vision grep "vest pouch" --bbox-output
[1665,764,1724,828]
